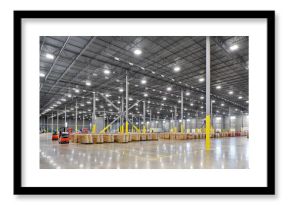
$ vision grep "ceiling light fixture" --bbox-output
[185,92,190,96]
[40,73,45,77]
[129,62,134,66]
[163,97,167,100]
[199,78,205,82]
[119,88,124,93]
[134,49,142,55]
[173,66,180,72]
[45,53,54,59]
[238,96,243,99]
[114,57,120,61]
[85,81,91,86]
[216,85,221,89]
[230,44,239,51]
[228,91,234,95]
[166,87,172,91]
[141,79,147,84]
[144,93,148,97]
[104,69,110,75]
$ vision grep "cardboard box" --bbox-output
[140,133,146,141]
[158,133,164,139]
[115,134,128,143]
[151,133,158,140]
[146,133,152,141]
[131,133,140,141]
[169,133,176,140]
[164,132,170,139]
[103,134,114,143]
[92,134,103,144]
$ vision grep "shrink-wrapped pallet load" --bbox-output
[158,133,164,139]
[169,132,175,140]
[103,134,114,143]
[73,134,78,143]
[146,133,152,141]
[92,134,103,144]
[140,133,146,141]
[164,132,170,139]
[151,133,158,140]
[187,133,192,139]
[77,134,83,143]
[175,133,182,140]
[112,134,118,142]
[81,134,89,144]
[131,133,140,141]
[196,133,200,139]
[128,133,132,142]
[115,134,128,143]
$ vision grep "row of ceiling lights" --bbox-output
[41,43,245,114]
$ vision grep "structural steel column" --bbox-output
[131,114,134,132]
[143,101,146,133]
[51,113,53,132]
[149,109,152,131]
[125,73,129,134]
[229,107,232,131]
[92,92,96,133]
[171,112,174,132]
[174,106,177,132]
[121,95,124,133]
[75,99,78,132]
[64,105,67,130]
[206,36,211,150]
[211,101,213,128]
[82,115,85,130]
[181,90,184,133]
[56,111,59,132]
[46,116,48,132]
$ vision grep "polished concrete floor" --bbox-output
[40,134,249,169]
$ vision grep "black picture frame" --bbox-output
[14,10,275,195]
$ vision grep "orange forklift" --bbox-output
[58,132,69,144]
[52,130,59,140]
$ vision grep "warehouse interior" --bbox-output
[39,36,249,169]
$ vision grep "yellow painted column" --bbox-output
[181,121,184,133]
[92,124,96,134]
[206,115,211,150]
[125,121,128,134]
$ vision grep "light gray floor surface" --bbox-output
[40,134,249,169]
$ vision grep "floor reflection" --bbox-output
[40,134,249,169]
